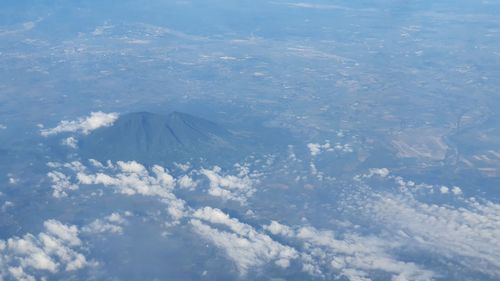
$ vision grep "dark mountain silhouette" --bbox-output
[78,111,239,165]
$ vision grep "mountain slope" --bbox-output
[78,111,237,165]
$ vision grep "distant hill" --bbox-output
[78,111,239,165]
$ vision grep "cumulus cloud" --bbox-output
[264,221,294,237]
[451,186,462,195]
[0,220,90,280]
[61,137,78,149]
[47,171,78,198]
[439,185,449,194]
[50,160,186,224]
[178,175,197,189]
[62,137,78,149]
[199,166,256,204]
[307,143,326,156]
[364,168,390,178]
[40,111,118,136]
[191,207,298,274]
[174,162,191,172]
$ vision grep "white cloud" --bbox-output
[439,186,449,194]
[87,159,115,170]
[61,137,78,149]
[308,141,352,157]
[47,171,78,198]
[82,213,128,235]
[264,221,294,237]
[199,166,256,204]
[451,186,462,195]
[0,18,44,36]
[117,161,147,174]
[0,124,6,130]
[283,2,352,10]
[178,175,197,189]
[2,201,14,212]
[264,221,433,280]
[367,194,500,277]
[0,220,90,280]
[191,207,298,274]
[43,220,81,247]
[41,111,118,136]
[357,169,466,198]
[54,161,186,224]
[76,162,175,197]
[8,266,34,281]
[364,168,390,178]
[307,143,324,156]
[174,162,191,172]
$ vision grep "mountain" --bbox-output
[78,111,239,165]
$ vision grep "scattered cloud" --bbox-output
[356,169,464,197]
[308,141,352,157]
[47,171,78,198]
[264,221,434,280]
[199,165,257,204]
[0,220,91,280]
[40,112,118,137]
[43,158,498,279]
